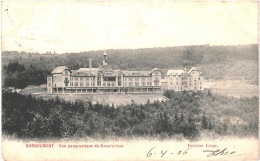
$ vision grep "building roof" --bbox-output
[188,67,198,74]
[51,66,69,74]
[71,68,97,76]
[78,68,99,71]
[166,67,202,76]
[103,71,118,77]
[71,71,95,76]
[98,65,113,72]
[166,69,185,76]
[121,71,151,76]
[151,68,161,74]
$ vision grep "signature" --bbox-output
[203,148,240,158]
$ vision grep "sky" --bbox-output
[2,1,258,54]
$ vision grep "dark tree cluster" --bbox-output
[3,62,51,89]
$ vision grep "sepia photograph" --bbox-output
[1,1,259,160]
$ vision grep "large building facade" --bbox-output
[161,67,204,91]
[47,52,203,94]
[47,52,162,94]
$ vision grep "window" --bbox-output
[141,77,145,81]
[135,77,139,81]
[74,82,78,86]
[142,82,145,86]
[135,82,139,86]
[64,77,69,87]
[80,77,84,81]
[103,83,106,87]
[80,82,84,86]
[48,83,51,87]
[86,82,89,86]
[86,77,89,81]
[118,76,121,86]
[74,77,78,81]
[129,78,132,81]
[97,73,101,86]
[65,70,69,75]
[129,82,132,87]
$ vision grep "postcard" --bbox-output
[1,1,259,160]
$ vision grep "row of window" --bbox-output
[68,82,154,87]
[123,77,152,81]
[70,82,95,87]
[72,77,95,81]
[170,77,201,80]
[103,82,115,87]
[123,82,152,87]
[55,76,157,82]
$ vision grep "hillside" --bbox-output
[2,44,259,88]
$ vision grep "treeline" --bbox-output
[3,62,50,89]
[2,90,258,140]
[3,44,258,70]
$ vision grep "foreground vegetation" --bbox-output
[2,90,258,140]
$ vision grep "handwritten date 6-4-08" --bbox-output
[147,146,190,158]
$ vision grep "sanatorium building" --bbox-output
[47,52,203,94]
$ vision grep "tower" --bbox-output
[102,51,108,65]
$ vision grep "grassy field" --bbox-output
[204,79,259,98]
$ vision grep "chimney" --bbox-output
[89,58,92,71]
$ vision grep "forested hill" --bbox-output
[2,44,259,88]
[2,44,258,70]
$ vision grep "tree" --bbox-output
[201,114,208,129]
